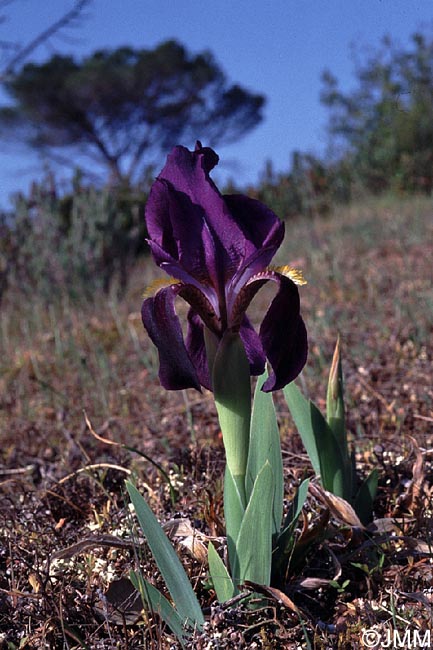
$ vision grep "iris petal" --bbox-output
[239,315,266,376]
[141,286,201,391]
[257,274,308,392]
[226,245,280,315]
[143,144,308,393]
[224,194,284,255]
[148,146,256,287]
[146,178,216,286]
[222,195,284,311]
[185,309,212,390]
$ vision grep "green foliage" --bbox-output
[321,32,433,193]
[248,152,353,220]
[129,571,191,648]
[271,477,310,588]
[247,372,284,537]
[284,340,377,525]
[231,461,274,587]
[212,331,251,565]
[353,469,379,526]
[210,367,310,597]
[1,41,264,183]
[284,381,350,498]
[126,481,204,644]
[207,542,236,603]
[326,337,346,447]
[213,332,251,500]
[0,173,146,303]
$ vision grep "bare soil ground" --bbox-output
[1,195,432,648]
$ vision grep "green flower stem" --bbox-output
[207,330,252,567]
[211,331,251,501]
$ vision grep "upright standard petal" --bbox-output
[224,194,284,258]
[147,146,254,288]
[221,195,284,313]
[146,177,215,286]
[141,286,201,391]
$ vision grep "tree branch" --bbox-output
[0,0,91,81]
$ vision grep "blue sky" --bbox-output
[1,0,432,208]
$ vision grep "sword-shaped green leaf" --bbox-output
[246,371,284,537]
[126,481,204,629]
[326,337,346,451]
[212,331,251,578]
[129,570,190,648]
[284,381,320,476]
[271,478,309,587]
[283,382,349,499]
[208,541,236,602]
[224,464,245,581]
[232,462,274,586]
[212,331,251,509]
[354,468,379,525]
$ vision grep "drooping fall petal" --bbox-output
[185,310,212,391]
[141,286,201,391]
[238,315,266,376]
[258,275,308,392]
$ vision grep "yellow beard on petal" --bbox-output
[143,277,181,298]
[269,265,307,286]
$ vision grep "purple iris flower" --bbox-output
[142,142,308,393]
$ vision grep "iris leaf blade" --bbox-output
[271,478,309,586]
[283,382,349,500]
[129,570,189,647]
[280,477,310,536]
[326,337,346,449]
[246,371,284,537]
[354,468,379,525]
[212,331,251,507]
[208,541,236,602]
[232,461,274,586]
[283,382,321,476]
[224,465,245,583]
[126,481,204,628]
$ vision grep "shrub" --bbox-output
[0,173,147,304]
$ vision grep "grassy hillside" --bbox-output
[1,195,432,648]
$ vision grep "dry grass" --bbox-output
[0,194,432,648]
